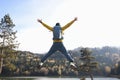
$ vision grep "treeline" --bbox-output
[0,46,120,77]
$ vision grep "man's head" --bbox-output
[55,23,60,26]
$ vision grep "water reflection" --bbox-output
[0,77,119,80]
[0,77,35,80]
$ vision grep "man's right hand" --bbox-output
[37,19,42,23]
[74,17,77,21]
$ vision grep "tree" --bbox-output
[0,14,19,74]
[116,61,120,75]
[79,48,98,80]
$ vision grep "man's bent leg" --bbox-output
[59,43,77,70]
[39,52,52,68]
[59,43,74,62]
[41,45,56,62]
[39,44,56,67]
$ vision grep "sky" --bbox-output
[0,0,120,53]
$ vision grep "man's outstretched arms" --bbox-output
[37,19,53,31]
[62,17,77,31]
[37,17,77,31]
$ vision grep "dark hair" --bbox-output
[56,23,60,26]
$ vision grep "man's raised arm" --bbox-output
[62,17,77,31]
[37,19,53,31]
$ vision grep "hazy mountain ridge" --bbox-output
[2,46,120,76]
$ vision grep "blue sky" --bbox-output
[0,0,120,53]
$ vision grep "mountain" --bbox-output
[2,46,120,76]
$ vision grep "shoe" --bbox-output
[40,62,43,66]
[38,62,43,69]
[70,62,77,71]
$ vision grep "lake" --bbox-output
[0,77,120,80]
[0,77,119,80]
[34,77,120,80]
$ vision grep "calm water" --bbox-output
[34,77,119,80]
[0,77,119,80]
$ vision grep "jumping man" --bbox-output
[37,17,77,68]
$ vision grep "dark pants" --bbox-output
[41,42,74,62]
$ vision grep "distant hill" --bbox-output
[4,46,119,76]
[21,46,120,66]
[40,46,120,65]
